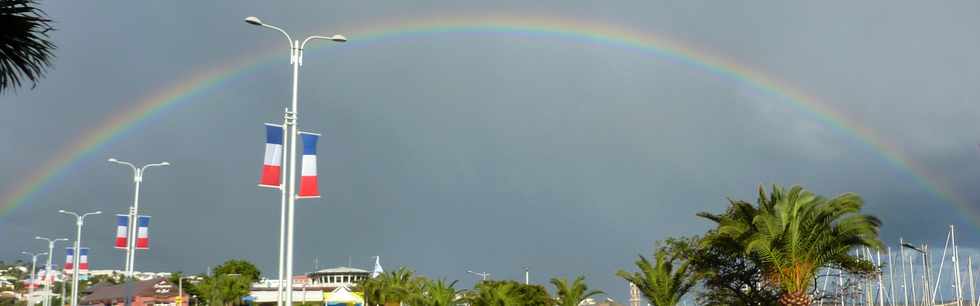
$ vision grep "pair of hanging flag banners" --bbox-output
[64,247,89,273]
[260,123,320,198]
[34,266,56,286]
[114,215,150,250]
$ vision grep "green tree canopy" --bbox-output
[465,280,552,306]
[618,248,697,306]
[213,259,261,283]
[710,185,882,306]
[196,274,251,306]
[550,276,603,306]
[407,278,460,306]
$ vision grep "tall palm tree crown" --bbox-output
[408,279,461,306]
[715,185,882,306]
[617,250,697,306]
[550,276,604,306]
[0,0,56,93]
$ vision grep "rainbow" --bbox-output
[0,14,970,219]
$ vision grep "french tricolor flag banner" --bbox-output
[114,215,128,249]
[260,123,285,188]
[297,131,320,198]
[78,248,89,273]
[64,247,74,272]
[64,248,89,274]
[135,215,150,250]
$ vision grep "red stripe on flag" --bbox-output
[136,238,149,249]
[115,237,127,249]
[260,165,281,187]
[298,176,319,197]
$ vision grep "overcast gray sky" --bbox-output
[2,1,979,301]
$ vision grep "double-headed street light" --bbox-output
[244,15,345,306]
[21,251,48,305]
[58,210,101,306]
[467,270,491,281]
[107,158,169,278]
[35,236,67,306]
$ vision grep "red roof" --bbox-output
[81,278,179,304]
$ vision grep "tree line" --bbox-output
[3,184,883,306]
[343,185,884,306]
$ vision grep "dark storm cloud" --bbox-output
[1,0,978,301]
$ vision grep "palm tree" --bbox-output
[0,0,56,92]
[358,277,385,306]
[714,185,882,306]
[465,282,520,306]
[359,267,419,306]
[550,276,604,306]
[617,250,697,306]
[408,279,460,306]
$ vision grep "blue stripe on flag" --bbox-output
[117,214,128,226]
[80,248,88,256]
[65,247,73,256]
[265,124,284,145]
[301,133,318,155]
[137,215,150,227]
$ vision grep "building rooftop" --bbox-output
[309,267,369,274]
[81,278,181,304]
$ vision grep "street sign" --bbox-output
[175,296,182,304]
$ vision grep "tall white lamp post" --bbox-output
[35,237,67,306]
[244,16,346,306]
[21,251,48,305]
[107,158,169,278]
[58,210,101,306]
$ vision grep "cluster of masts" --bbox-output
[814,225,977,306]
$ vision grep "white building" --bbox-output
[250,266,374,305]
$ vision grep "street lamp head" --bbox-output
[34,236,42,240]
[58,209,66,213]
[94,211,103,215]
[245,16,263,26]
[329,34,347,42]
[160,161,170,166]
[108,158,118,162]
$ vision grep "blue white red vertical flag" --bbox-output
[115,215,128,249]
[135,215,150,249]
[297,131,320,198]
[64,247,74,272]
[78,248,89,273]
[260,123,285,188]
[64,248,90,274]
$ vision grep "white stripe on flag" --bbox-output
[301,155,317,176]
[117,226,127,237]
[138,227,148,237]
[264,143,283,165]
